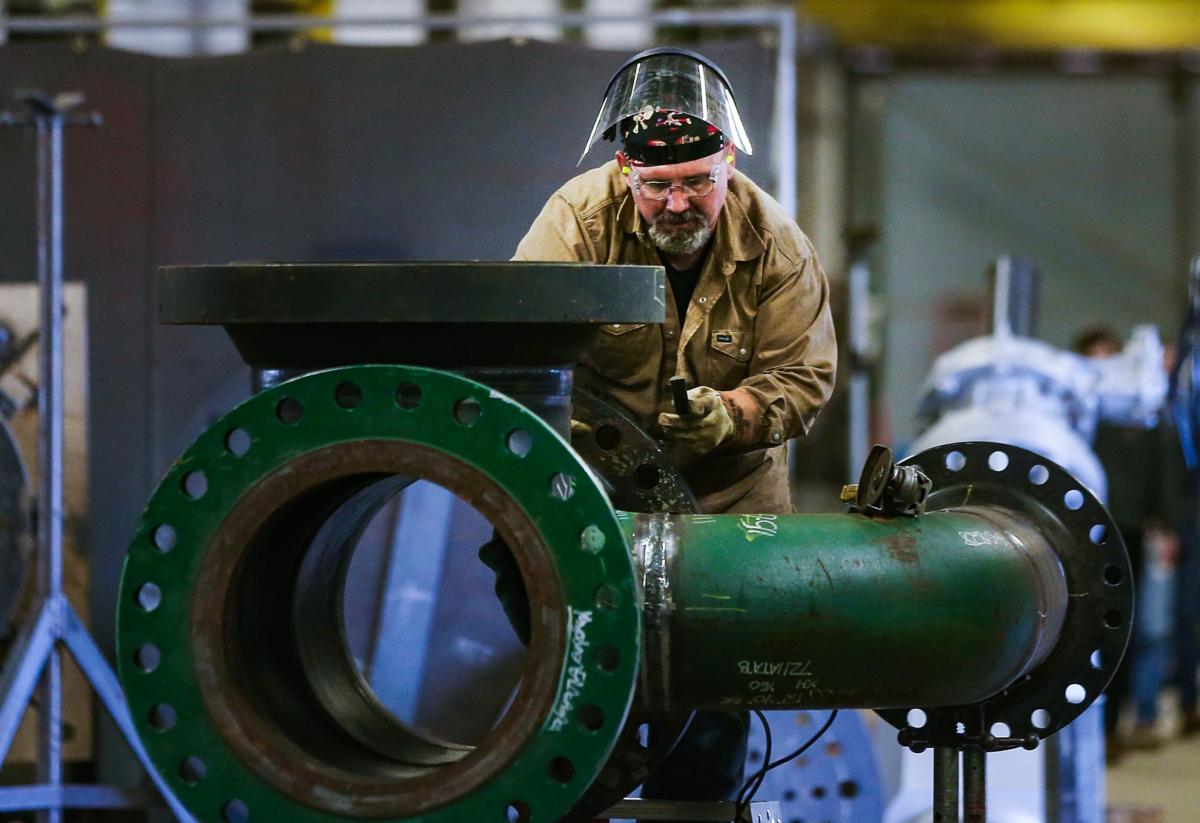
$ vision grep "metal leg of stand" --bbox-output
[0,92,191,822]
[0,605,54,762]
[962,747,987,823]
[34,102,66,823]
[933,746,960,823]
[61,604,196,821]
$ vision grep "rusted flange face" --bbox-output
[117,365,639,823]
[880,441,1133,751]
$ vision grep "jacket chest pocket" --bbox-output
[584,323,655,382]
[710,329,751,362]
[699,328,752,390]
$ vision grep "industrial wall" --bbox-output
[875,74,1200,447]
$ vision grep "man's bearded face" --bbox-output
[619,146,731,259]
[647,209,713,256]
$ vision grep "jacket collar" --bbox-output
[617,167,767,270]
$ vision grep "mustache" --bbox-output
[655,211,701,226]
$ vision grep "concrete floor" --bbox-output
[1107,697,1200,823]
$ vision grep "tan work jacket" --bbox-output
[514,161,836,514]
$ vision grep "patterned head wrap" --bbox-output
[617,106,725,166]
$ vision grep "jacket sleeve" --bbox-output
[736,249,838,444]
[512,193,598,262]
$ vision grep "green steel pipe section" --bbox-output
[622,506,1068,712]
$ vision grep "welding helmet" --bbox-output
[578,47,754,166]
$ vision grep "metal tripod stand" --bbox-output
[0,91,190,822]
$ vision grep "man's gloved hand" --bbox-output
[479,533,531,646]
[656,385,735,459]
[569,418,592,441]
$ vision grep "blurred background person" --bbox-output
[1076,325,1187,760]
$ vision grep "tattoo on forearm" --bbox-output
[726,398,751,442]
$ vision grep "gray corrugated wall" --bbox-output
[877,74,1197,447]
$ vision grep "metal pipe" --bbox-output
[626,507,1069,712]
[847,255,871,479]
[34,101,65,823]
[775,10,797,218]
[988,255,1040,339]
[962,747,987,823]
[932,747,959,823]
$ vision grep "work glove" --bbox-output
[656,385,735,460]
[479,533,531,646]
[569,418,592,441]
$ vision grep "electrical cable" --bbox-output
[734,709,839,821]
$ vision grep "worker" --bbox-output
[492,47,837,807]
[513,47,837,514]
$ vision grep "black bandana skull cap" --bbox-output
[619,108,726,166]
[578,47,754,167]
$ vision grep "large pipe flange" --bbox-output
[116,365,640,823]
[880,441,1133,749]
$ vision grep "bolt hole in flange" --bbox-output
[152,524,176,553]
[593,424,621,451]
[181,471,207,500]
[548,756,576,784]
[632,463,661,490]
[222,799,250,823]
[179,755,207,784]
[506,429,533,458]
[878,442,1132,745]
[396,382,422,410]
[135,583,161,613]
[454,397,482,426]
[118,366,638,822]
[225,428,252,457]
[335,380,363,409]
[149,703,176,731]
[275,396,303,425]
[134,644,161,674]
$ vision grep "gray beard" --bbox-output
[648,219,713,256]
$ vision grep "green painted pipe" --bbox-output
[622,506,1068,712]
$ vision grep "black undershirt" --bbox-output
[659,250,705,324]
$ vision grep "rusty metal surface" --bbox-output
[191,441,563,815]
[571,388,698,514]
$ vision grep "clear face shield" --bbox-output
[579,51,753,166]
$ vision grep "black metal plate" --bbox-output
[160,262,665,324]
[159,262,666,369]
[571,388,699,515]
